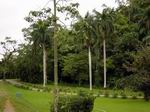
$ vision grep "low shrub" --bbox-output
[43,87,51,92]
[112,93,118,98]
[50,93,95,112]
[138,81,150,101]
[132,95,137,99]
[138,93,143,97]
[104,91,109,97]
[120,92,127,99]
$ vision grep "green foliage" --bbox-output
[0,37,17,80]
[138,81,150,101]
[50,94,95,112]
[132,95,137,99]
[120,92,127,99]
[57,3,80,19]
[2,0,150,92]
[112,92,118,98]
[16,44,43,83]
[62,53,89,85]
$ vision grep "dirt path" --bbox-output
[0,81,15,112]
[3,99,15,112]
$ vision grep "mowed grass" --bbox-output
[0,82,52,112]
[0,81,150,112]
[93,98,150,112]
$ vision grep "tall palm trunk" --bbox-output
[88,46,92,90]
[43,44,47,87]
[103,38,107,88]
[53,0,58,112]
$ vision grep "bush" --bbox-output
[120,92,127,99]
[138,93,143,97]
[138,81,150,101]
[50,94,95,112]
[112,93,118,98]
[104,91,109,97]
[132,95,137,99]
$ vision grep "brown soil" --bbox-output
[3,99,15,112]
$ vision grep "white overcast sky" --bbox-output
[0,0,117,43]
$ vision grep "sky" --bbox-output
[0,0,118,58]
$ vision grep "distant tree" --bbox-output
[62,53,89,86]
[0,37,17,80]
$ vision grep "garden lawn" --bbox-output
[0,81,150,112]
[93,97,150,112]
[0,81,52,112]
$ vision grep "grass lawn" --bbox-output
[93,98,150,112]
[0,81,150,112]
[0,81,52,112]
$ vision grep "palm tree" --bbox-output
[94,8,114,88]
[24,9,53,87]
[31,20,52,87]
[83,13,95,90]
[73,13,95,90]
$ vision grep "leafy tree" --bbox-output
[16,43,43,83]
[118,46,150,101]
[62,52,89,86]
[0,37,17,80]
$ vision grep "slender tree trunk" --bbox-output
[53,0,58,87]
[103,39,107,88]
[53,0,58,112]
[88,46,92,90]
[43,44,47,87]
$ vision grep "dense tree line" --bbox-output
[0,0,150,92]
